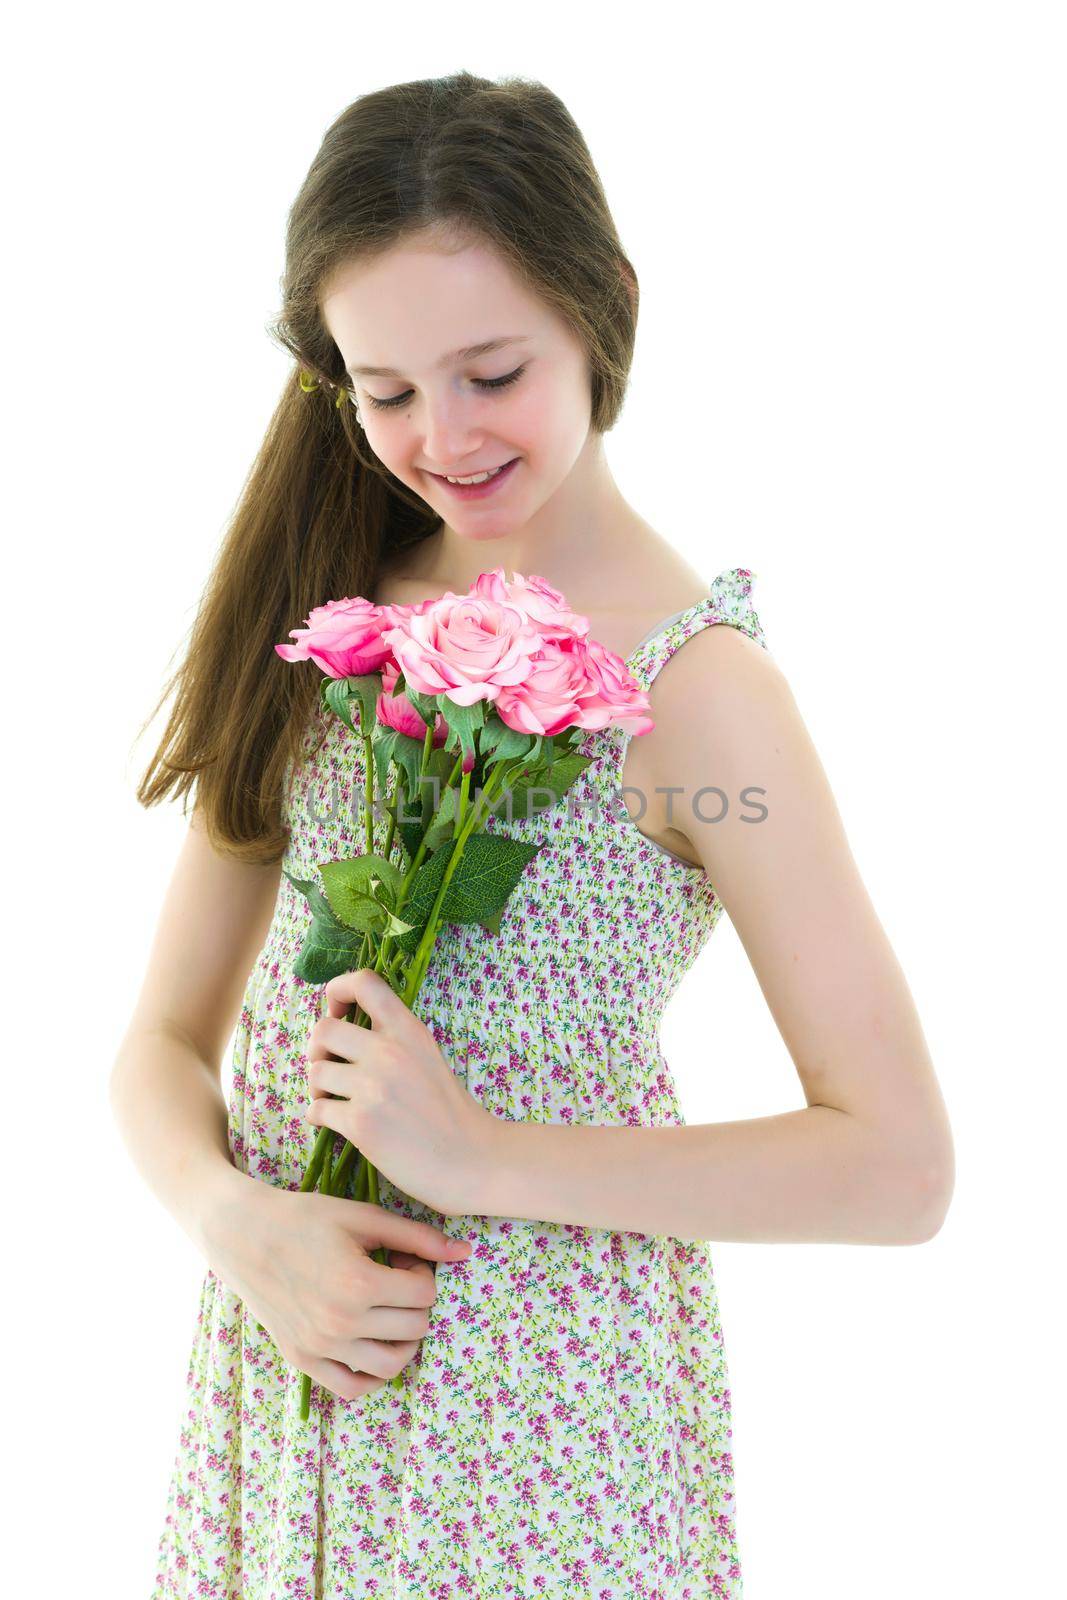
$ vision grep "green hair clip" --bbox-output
[297,367,352,409]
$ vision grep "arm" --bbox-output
[479,625,955,1246]
[108,807,283,1259]
[111,811,478,1405]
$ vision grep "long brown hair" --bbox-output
[135,70,639,863]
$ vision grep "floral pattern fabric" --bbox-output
[152,565,769,1599]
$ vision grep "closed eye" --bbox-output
[366,364,527,412]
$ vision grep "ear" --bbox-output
[618,258,638,313]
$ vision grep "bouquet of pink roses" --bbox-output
[275,567,652,1416]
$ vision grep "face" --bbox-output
[320,232,596,543]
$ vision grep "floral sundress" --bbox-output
[151,564,769,1599]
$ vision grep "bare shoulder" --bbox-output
[647,614,785,758]
[645,617,793,868]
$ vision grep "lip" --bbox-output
[427,457,520,500]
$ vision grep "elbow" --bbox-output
[902,1144,956,1244]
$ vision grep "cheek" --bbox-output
[504,384,549,445]
[511,376,586,460]
[368,427,412,475]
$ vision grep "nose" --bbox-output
[418,392,488,471]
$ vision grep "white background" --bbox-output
[4,3,1064,1595]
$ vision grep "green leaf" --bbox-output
[322,675,356,732]
[479,904,506,938]
[435,831,541,925]
[293,916,367,984]
[421,783,457,850]
[412,745,463,832]
[319,854,405,932]
[479,721,536,762]
[542,750,594,798]
[282,869,346,926]
[439,696,486,767]
[397,814,426,866]
[525,733,548,768]
[384,730,434,816]
[425,745,461,782]
[283,868,377,984]
[390,841,458,957]
[282,869,319,904]
[388,832,541,956]
[489,752,594,826]
[369,724,401,775]
[321,675,346,729]
[405,685,445,731]
[322,672,383,736]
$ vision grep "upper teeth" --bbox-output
[444,463,508,484]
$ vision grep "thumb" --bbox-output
[351,1206,473,1261]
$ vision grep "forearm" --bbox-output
[108,1024,249,1260]
[479,1104,940,1245]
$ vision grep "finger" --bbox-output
[350,1207,473,1266]
[323,967,374,1020]
[358,1255,441,1309]
[354,1250,470,1308]
[362,1260,437,1337]
[386,1254,440,1291]
[329,1335,422,1382]
[325,967,408,1032]
[307,1016,371,1064]
[306,1083,364,1133]
[325,983,361,1022]
[306,1058,358,1102]
[302,1353,392,1403]
[344,1300,432,1341]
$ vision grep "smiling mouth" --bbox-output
[429,459,517,483]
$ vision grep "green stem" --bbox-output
[362,728,374,857]
[353,1153,370,1201]
[373,746,466,978]
[331,1139,357,1197]
[297,743,516,1420]
[402,760,508,1004]
[455,763,472,832]
[380,765,403,862]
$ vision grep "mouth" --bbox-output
[427,457,520,500]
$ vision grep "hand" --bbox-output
[203,1174,473,1402]
[305,967,498,1217]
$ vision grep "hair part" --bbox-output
[135,68,639,863]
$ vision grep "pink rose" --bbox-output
[493,636,601,737]
[569,636,654,736]
[376,658,450,747]
[383,592,545,709]
[470,567,590,648]
[274,596,396,679]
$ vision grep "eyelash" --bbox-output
[365,364,527,412]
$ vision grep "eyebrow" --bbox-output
[345,335,532,380]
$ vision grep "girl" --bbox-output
[111,70,955,1599]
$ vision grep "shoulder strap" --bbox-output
[628,566,768,692]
